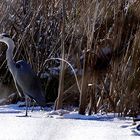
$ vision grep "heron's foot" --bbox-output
[16,110,31,117]
[16,114,31,117]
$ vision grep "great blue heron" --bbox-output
[0,33,46,116]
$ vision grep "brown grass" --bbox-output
[0,0,140,116]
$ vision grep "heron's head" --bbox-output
[0,33,15,48]
[0,33,11,42]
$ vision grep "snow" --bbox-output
[0,103,139,140]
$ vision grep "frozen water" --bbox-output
[0,103,139,140]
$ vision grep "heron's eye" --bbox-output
[2,33,10,38]
[16,63,21,69]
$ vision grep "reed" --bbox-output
[0,0,140,116]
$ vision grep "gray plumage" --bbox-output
[0,33,46,116]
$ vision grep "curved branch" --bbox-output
[43,58,81,94]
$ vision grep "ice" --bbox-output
[0,103,139,140]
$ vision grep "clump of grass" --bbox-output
[0,0,140,117]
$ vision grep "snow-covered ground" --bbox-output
[0,103,139,140]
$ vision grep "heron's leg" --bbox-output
[28,98,32,110]
[31,101,35,112]
[16,95,30,117]
[25,95,28,116]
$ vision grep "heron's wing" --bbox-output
[14,80,24,98]
[13,60,46,106]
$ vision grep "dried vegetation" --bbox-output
[0,0,140,116]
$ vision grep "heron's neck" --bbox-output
[5,39,15,61]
